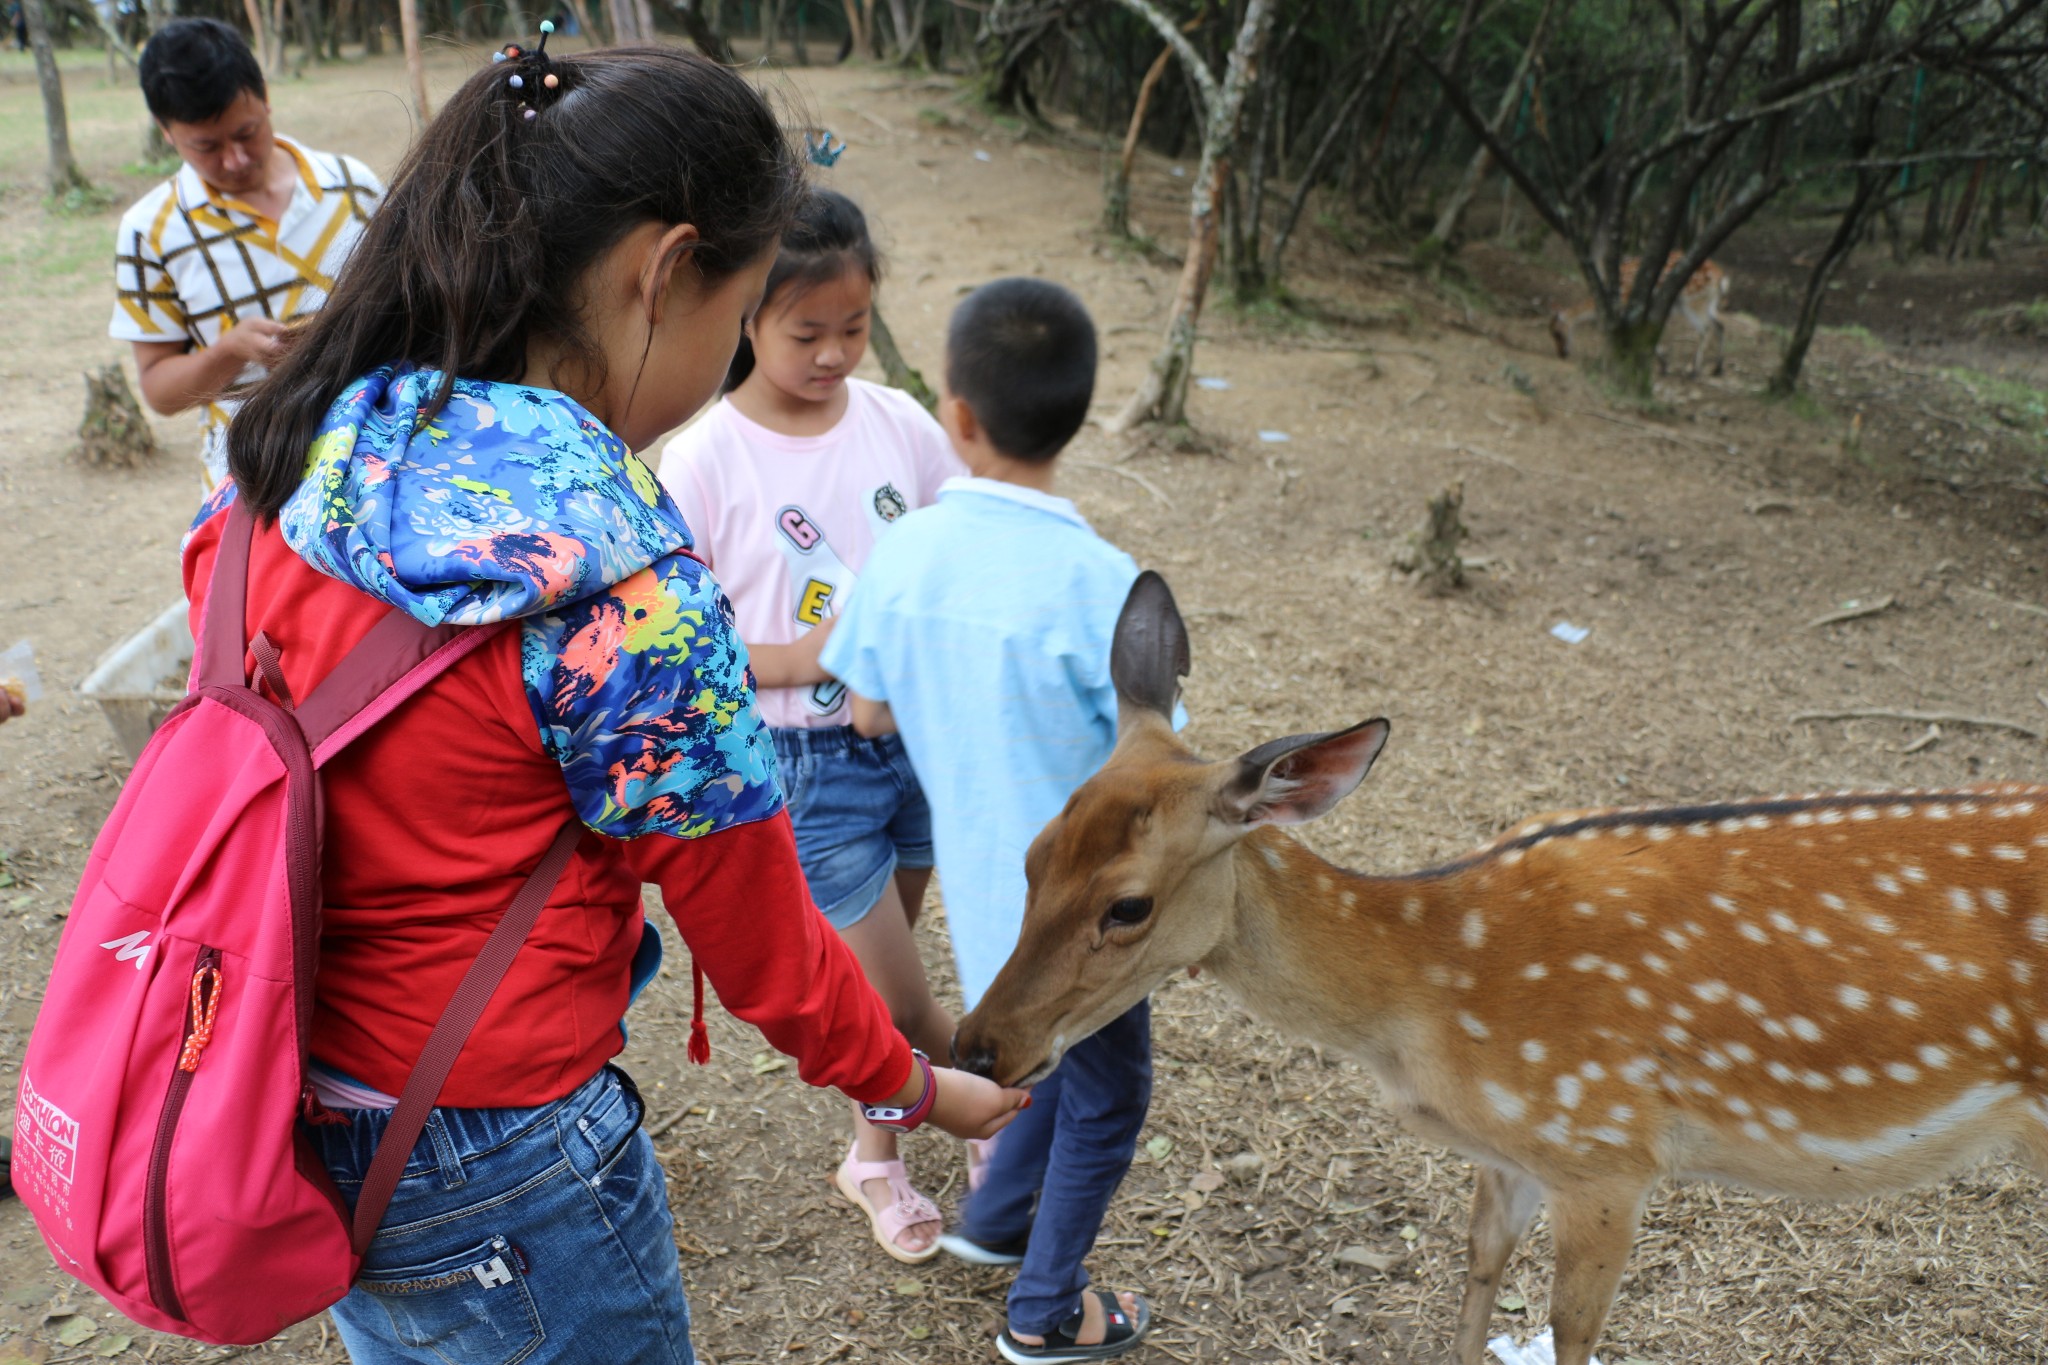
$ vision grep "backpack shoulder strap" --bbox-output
[195,499,256,691]
[350,816,585,1256]
[297,613,509,765]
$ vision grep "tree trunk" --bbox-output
[674,0,733,60]
[77,365,160,468]
[1945,158,1987,262]
[1102,43,1171,238]
[1108,0,1277,431]
[1264,69,1376,283]
[1771,173,1884,398]
[397,0,429,121]
[868,305,936,412]
[1425,0,1556,255]
[837,0,863,56]
[1601,319,1662,398]
[22,0,91,201]
[760,0,776,59]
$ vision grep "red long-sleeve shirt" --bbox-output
[183,510,912,1108]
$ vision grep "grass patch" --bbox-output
[1944,367,2048,445]
[1765,386,1833,424]
[1820,323,1883,350]
[1314,209,1365,254]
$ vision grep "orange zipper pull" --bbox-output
[178,965,224,1073]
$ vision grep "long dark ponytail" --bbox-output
[723,187,880,393]
[228,45,805,518]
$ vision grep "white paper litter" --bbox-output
[1488,1329,1605,1365]
[1,639,44,703]
[1258,429,1291,443]
[1170,165,1186,177]
[973,149,993,162]
[1549,621,1591,644]
[1196,376,1232,390]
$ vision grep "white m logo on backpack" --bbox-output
[99,931,152,971]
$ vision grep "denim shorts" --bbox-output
[772,725,934,931]
[302,1066,693,1365]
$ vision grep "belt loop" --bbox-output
[424,1112,468,1190]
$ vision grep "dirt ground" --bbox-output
[4,37,2048,1365]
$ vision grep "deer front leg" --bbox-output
[1544,1179,1648,1365]
[1709,316,1726,375]
[1452,1165,1543,1365]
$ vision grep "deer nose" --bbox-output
[951,1028,998,1080]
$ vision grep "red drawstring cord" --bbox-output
[688,959,710,1065]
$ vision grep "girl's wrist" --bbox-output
[862,1050,935,1133]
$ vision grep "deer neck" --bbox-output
[1206,827,1469,1091]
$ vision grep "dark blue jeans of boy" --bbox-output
[302,1065,693,1365]
[958,999,1154,1335]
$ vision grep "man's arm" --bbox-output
[130,321,287,417]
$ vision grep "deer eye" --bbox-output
[1105,896,1154,927]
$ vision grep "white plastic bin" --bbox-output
[79,599,193,762]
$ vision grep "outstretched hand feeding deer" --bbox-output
[954,572,2048,1365]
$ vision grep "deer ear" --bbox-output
[1111,570,1190,721]
[1217,719,1389,827]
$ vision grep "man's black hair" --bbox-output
[945,278,1096,464]
[140,19,265,127]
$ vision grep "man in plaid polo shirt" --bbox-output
[111,18,382,489]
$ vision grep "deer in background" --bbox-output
[954,571,2048,1365]
[1551,252,1731,377]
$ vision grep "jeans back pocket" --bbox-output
[358,1233,544,1365]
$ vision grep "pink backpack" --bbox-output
[14,501,580,1344]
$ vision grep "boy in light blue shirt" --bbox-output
[821,279,1155,1363]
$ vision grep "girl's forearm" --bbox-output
[746,639,828,688]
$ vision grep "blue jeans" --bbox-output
[772,725,934,930]
[958,1001,1153,1335]
[302,1066,692,1365]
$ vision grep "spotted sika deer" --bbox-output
[1550,252,1731,376]
[954,572,2048,1365]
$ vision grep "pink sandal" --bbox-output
[833,1142,943,1264]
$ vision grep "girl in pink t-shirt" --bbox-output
[657,190,969,1265]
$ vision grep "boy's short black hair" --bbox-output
[946,278,1096,463]
[140,19,265,126]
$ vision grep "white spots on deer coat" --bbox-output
[1501,848,1526,867]
[1990,1003,2017,1032]
[1796,1083,2021,1164]
[1885,1062,1921,1084]
[1864,913,1899,936]
[1839,1064,1874,1086]
[1626,986,1653,1009]
[1725,1095,1754,1117]
[1423,965,1453,988]
[1520,1039,1548,1064]
[1738,922,1769,945]
[1789,1016,1823,1043]
[1519,961,1549,983]
[1761,1019,1790,1041]
[1741,1120,1772,1142]
[1818,892,1847,912]
[1688,823,1712,838]
[1402,896,1423,925]
[1587,1125,1632,1146]
[1660,928,1690,951]
[1725,1041,1757,1064]
[1927,804,1953,820]
[1765,1061,1796,1084]
[1901,865,1928,884]
[1670,1003,1696,1023]
[1873,874,1903,897]
[2013,961,2035,985]
[1947,887,1977,913]
[1570,954,1607,974]
[1888,997,1921,1019]
[1693,980,1731,1004]
[1643,953,1671,974]
[1461,909,1487,949]
[1966,1025,1996,1050]
[1766,1106,1800,1131]
[1949,843,1974,859]
[1483,1080,1528,1123]
[1818,809,1846,826]
[1791,812,1816,828]
[2026,916,2048,944]
[1620,1057,1659,1086]
[1261,844,1285,871]
[1648,825,1673,842]
[1917,1045,1951,1069]
[1458,1011,1490,1040]
[1718,818,1745,835]
[1839,984,1871,1011]
[1703,1049,1732,1072]
[1851,806,1879,823]
[1555,1074,1584,1109]
[1571,900,1598,918]
[1992,845,2027,862]
[1735,993,1766,1017]
[1709,894,1740,915]
[1767,911,1799,935]
[1661,1024,1692,1047]
[1983,888,2010,911]
[1922,953,1954,974]
[1801,1070,1834,1090]
[1535,1114,1573,1146]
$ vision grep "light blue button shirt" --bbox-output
[820,477,1154,1009]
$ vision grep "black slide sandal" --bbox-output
[995,1292,1151,1363]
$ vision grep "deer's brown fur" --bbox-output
[956,574,2048,1365]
